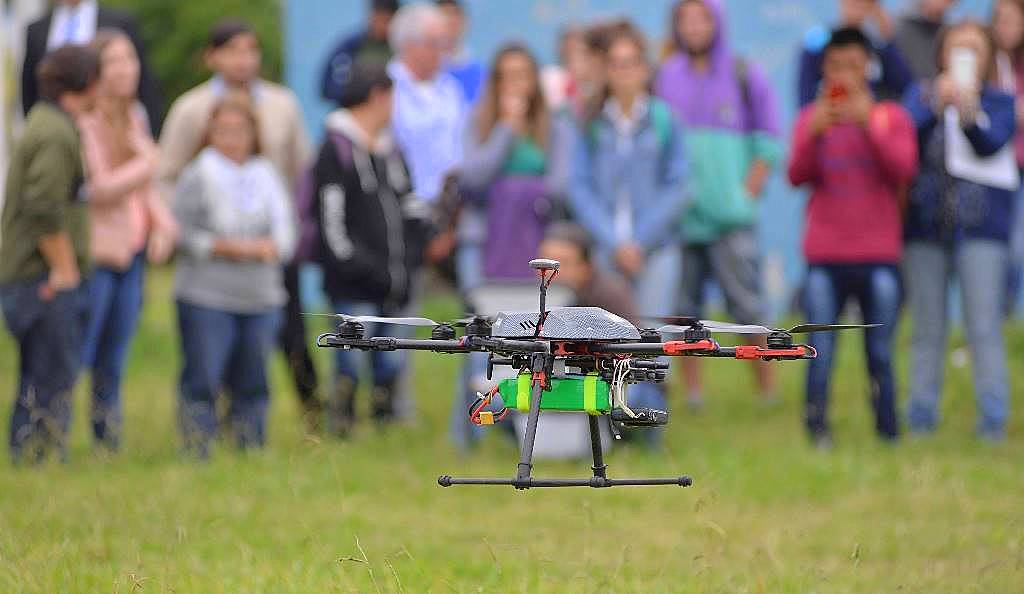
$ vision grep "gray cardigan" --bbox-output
[173,148,296,313]
[456,112,572,244]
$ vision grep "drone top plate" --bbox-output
[491,307,641,341]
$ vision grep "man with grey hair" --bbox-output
[893,0,957,81]
[387,2,466,203]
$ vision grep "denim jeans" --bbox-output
[1,277,89,463]
[904,240,1010,439]
[1007,185,1024,315]
[455,242,484,296]
[680,227,763,325]
[279,262,320,410]
[176,300,280,457]
[81,253,145,449]
[603,243,678,443]
[802,264,901,439]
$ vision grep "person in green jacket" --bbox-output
[0,45,99,464]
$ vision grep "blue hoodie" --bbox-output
[569,98,690,253]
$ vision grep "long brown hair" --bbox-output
[936,20,998,84]
[584,23,650,126]
[993,0,1024,62]
[197,91,264,158]
[90,29,138,167]
[475,43,549,148]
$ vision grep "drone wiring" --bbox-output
[468,385,509,426]
[611,358,638,419]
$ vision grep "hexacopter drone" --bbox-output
[316,259,874,490]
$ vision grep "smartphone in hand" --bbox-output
[950,47,978,90]
[826,81,849,103]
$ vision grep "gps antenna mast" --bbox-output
[529,259,560,337]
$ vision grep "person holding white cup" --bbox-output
[902,20,1018,441]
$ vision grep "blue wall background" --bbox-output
[285,0,992,317]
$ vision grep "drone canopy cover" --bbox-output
[491,307,642,341]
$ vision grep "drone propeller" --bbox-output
[641,315,701,327]
[656,320,880,336]
[787,323,881,334]
[304,312,501,330]
[302,313,442,327]
[451,313,496,327]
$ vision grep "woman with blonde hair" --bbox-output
[78,29,177,450]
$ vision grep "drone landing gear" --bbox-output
[437,415,692,489]
[438,355,692,490]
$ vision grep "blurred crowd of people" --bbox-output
[1,0,1021,464]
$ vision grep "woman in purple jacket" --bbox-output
[450,43,570,448]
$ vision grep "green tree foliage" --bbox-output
[105,0,283,105]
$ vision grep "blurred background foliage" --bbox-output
[104,0,284,104]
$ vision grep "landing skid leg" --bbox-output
[438,392,692,489]
[438,353,693,489]
[437,476,693,487]
[589,414,607,479]
[514,354,547,489]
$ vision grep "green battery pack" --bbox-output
[498,373,612,415]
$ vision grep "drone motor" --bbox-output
[338,321,365,340]
[431,324,457,341]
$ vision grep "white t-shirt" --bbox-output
[47,0,99,49]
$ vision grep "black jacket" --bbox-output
[22,5,164,134]
[313,111,430,311]
[320,30,393,105]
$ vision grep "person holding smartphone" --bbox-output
[902,21,1017,441]
[788,28,919,448]
[797,0,912,107]
[173,94,296,457]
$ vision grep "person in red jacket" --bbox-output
[787,27,918,449]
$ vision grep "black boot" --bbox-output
[370,381,397,425]
[299,391,324,434]
[326,377,357,438]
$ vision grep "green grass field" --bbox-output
[0,269,1022,593]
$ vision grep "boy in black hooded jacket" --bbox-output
[311,63,430,435]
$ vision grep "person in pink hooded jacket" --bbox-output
[77,30,177,450]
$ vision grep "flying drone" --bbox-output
[315,259,875,490]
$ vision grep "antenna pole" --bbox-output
[538,271,547,319]
[528,259,560,338]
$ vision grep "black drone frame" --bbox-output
[315,259,856,490]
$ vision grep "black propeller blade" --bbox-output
[641,315,701,327]
[787,323,881,334]
[451,314,496,327]
[657,321,772,335]
[302,313,441,327]
[303,312,501,329]
[656,320,881,336]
